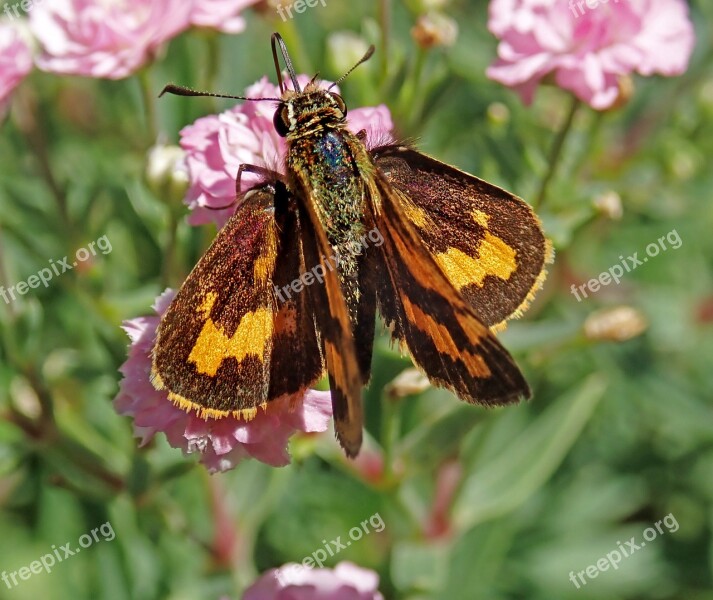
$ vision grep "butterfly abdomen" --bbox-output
[288,128,368,277]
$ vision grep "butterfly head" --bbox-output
[159,33,371,140]
[273,86,347,138]
[270,33,372,139]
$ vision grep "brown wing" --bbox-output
[364,170,530,405]
[151,182,323,420]
[289,172,364,457]
[372,145,552,330]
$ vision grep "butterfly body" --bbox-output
[284,86,374,271]
[152,34,552,458]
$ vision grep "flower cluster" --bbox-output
[486,0,695,109]
[0,0,260,113]
[29,0,260,79]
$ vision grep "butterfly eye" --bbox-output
[330,93,347,118]
[273,103,291,137]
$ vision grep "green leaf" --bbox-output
[453,375,607,528]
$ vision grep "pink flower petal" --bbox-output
[30,0,257,80]
[0,22,32,115]
[243,562,384,600]
[188,0,259,34]
[486,0,695,109]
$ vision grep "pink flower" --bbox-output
[113,289,333,473]
[243,562,384,600]
[189,0,259,34]
[0,22,33,115]
[486,0,695,109]
[179,76,394,227]
[30,0,192,79]
[29,0,258,79]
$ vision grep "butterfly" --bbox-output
[151,33,552,457]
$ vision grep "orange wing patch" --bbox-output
[253,224,278,284]
[402,295,491,378]
[434,231,517,291]
[188,292,273,377]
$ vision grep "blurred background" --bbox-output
[0,0,712,598]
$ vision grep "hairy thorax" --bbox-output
[287,126,367,278]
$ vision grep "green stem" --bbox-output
[394,46,427,132]
[381,390,402,486]
[4,365,124,494]
[0,225,18,321]
[13,87,74,245]
[567,109,603,181]
[160,208,181,289]
[406,48,427,130]
[202,32,222,112]
[378,0,391,80]
[138,68,158,143]
[54,433,126,493]
[533,95,581,210]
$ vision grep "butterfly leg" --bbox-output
[235,164,289,198]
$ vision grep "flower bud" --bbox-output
[487,101,510,126]
[327,32,371,77]
[386,368,431,399]
[584,306,648,342]
[10,376,42,420]
[592,191,623,220]
[606,75,635,111]
[145,144,188,198]
[411,12,458,49]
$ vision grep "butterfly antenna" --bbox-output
[271,32,301,94]
[159,84,279,102]
[328,45,375,90]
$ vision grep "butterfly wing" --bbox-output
[365,168,530,405]
[293,187,365,458]
[151,182,324,419]
[372,145,551,330]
